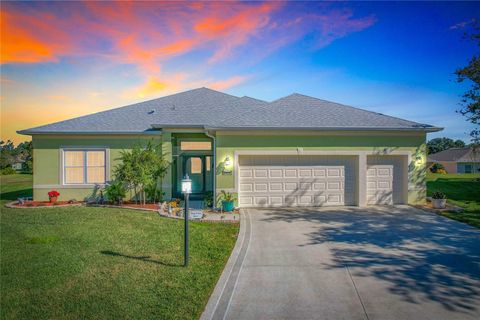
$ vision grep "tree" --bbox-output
[455,20,480,143]
[0,140,33,172]
[113,140,170,205]
[427,137,465,154]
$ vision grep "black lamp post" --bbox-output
[181,175,192,267]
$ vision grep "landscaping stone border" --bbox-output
[5,201,83,209]
[6,201,240,223]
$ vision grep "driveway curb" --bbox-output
[200,209,251,320]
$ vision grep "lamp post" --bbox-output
[181,175,192,267]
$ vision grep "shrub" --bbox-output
[432,191,446,199]
[0,167,16,175]
[436,168,447,174]
[105,180,126,204]
[430,163,446,173]
[204,191,214,208]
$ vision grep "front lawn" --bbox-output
[0,174,239,319]
[427,173,480,228]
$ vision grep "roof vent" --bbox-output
[148,110,155,114]
[170,105,176,110]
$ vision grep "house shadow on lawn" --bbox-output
[260,206,480,315]
[1,188,32,201]
[100,250,182,267]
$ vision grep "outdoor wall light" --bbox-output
[223,156,232,174]
[224,156,232,167]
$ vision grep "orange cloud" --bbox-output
[209,76,249,91]
[0,9,71,63]
[136,77,170,98]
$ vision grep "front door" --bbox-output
[183,156,206,198]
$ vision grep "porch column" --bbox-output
[357,153,367,207]
[162,132,173,200]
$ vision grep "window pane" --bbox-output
[180,141,211,151]
[87,151,105,166]
[190,157,202,174]
[65,151,84,166]
[206,156,211,172]
[65,167,84,184]
[87,167,105,183]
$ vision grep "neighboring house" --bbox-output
[428,147,480,174]
[19,88,442,206]
[12,161,24,171]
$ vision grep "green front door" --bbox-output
[183,156,205,194]
[175,155,212,199]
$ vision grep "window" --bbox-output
[180,141,211,151]
[206,156,211,172]
[190,157,202,174]
[465,164,472,174]
[64,150,106,184]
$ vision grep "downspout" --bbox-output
[204,129,217,209]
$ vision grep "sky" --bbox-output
[1,0,479,144]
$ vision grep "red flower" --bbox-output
[48,190,60,198]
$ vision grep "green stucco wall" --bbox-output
[32,134,164,201]
[31,131,428,205]
[215,132,427,205]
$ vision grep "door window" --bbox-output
[190,157,202,174]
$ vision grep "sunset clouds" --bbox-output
[1,1,374,75]
[1,1,379,142]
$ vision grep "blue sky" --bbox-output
[1,1,478,143]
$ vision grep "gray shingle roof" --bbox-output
[428,147,480,162]
[216,93,437,130]
[18,88,441,135]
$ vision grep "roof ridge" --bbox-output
[271,92,429,127]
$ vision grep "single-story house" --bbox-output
[12,161,24,171]
[19,88,442,207]
[428,147,480,174]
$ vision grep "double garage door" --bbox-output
[239,165,346,207]
[237,155,404,208]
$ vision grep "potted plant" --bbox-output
[217,190,236,212]
[48,190,60,203]
[431,191,446,209]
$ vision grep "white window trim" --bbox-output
[60,147,110,186]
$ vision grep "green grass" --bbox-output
[427,173,480,228]
[0,174,239,319]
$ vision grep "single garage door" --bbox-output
[237,155,357,207]
[367,155,408,205]
[367,165,393,205]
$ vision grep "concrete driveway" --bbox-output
[202,206,480,320]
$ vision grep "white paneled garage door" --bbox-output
[238,165,345,207]
[367,165,393,205]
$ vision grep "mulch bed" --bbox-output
[6,201,83,208]
[119,202,160,210]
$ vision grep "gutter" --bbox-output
[204,130,217,209]
[17,130,162,136]
[205,126,444,132]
